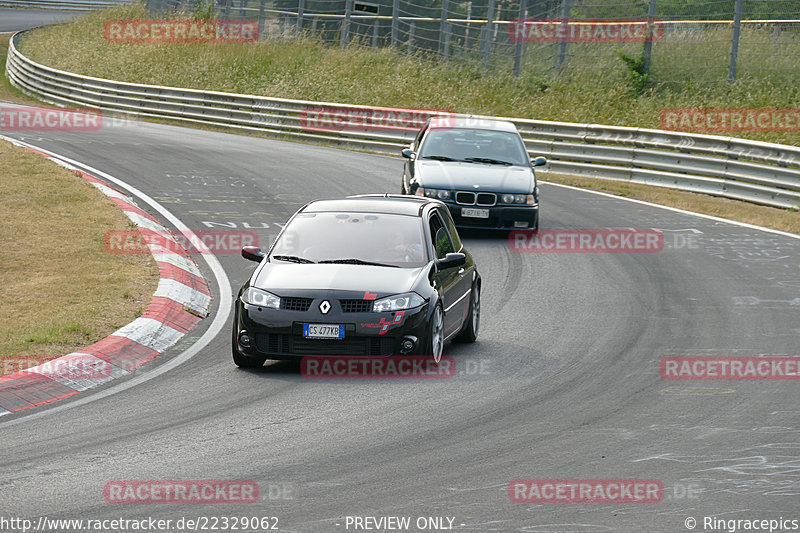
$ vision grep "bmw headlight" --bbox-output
[418,188,451,201]
[242,287,281,309]
[373,292,425,312]
[502,193,535,204]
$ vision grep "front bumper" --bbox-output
[444,202,539,230]
[233,298,430,360]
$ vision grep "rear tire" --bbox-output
[455,283,479,343]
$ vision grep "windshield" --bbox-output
[419,127,529,166]
[270,212,428,268]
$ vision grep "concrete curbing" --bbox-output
[0,139,211,416]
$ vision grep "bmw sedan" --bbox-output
[232,195,480,367]
[401,116,546,230]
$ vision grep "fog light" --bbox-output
[239,332,251,348]
[400,336,417,354]
[514,221,529,228]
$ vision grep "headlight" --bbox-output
[503,194,535,204]
[419,188,451,200]
[242,287,281,309]
[373,292,425,312]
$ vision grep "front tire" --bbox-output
[455,283,480,343]
[426,304,444,362]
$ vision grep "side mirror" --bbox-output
[401,148,415,159]
[242,246,265,262]
[436,252,466,270]
[531,156,547,167]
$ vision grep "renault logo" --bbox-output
[319,300,331,314]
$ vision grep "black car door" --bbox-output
[428,209,469,337]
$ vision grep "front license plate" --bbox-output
[461,207,490,219]
[303,324,345,339]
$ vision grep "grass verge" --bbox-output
[0,139,159,362]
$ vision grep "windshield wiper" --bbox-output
[464,157,514,166]
[272,255,316,264]
[318,258,399,268]
[422,155,459,161]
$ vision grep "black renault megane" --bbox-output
[232,194,480,367]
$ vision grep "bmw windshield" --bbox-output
[270,212,429,268]
[420,128,530,167]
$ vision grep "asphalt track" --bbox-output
[0,8,80,32]
[0,104,798,532]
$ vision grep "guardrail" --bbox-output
[5,30,800,210]
[0,0,131,10]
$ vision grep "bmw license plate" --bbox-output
[461,208,489,219]
[303,324,345,339]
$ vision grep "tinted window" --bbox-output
[428,212,455,260]
[420,128,529,166]
[438,206,462,251]
[271,212,428,267]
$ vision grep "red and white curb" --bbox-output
[0,143,211,417]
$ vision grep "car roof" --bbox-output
[428,115,519,133]
[302,195,438,217]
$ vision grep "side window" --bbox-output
[429,212,455,260]
[438,206,462,251]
